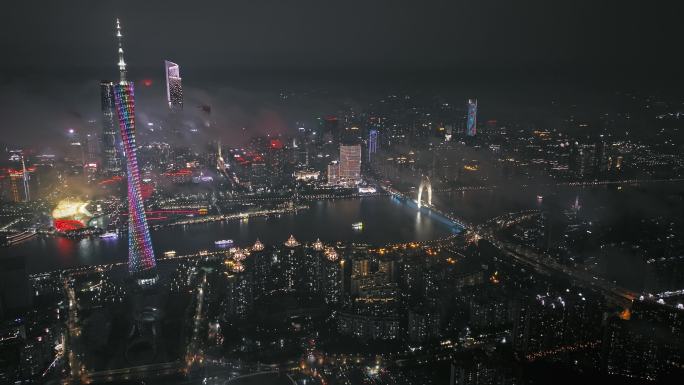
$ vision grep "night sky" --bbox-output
[2,0,682,79]
[1,0,683,147]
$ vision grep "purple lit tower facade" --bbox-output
[113,19,157,283]
[466,98,478,137]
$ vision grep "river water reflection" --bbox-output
[3,196,459,273]
[5,182,682,275]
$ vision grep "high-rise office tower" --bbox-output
[164,60,183,111]
[250,162,268,190]
[321,116,339,143]
[339,144,361,186]
[466,99,478,137]
[84,119,100,164]
[65,132,84,165]
[368,129,378,162]
[266,139,285,188]
[327,161,339,185]
[112,19,157,284]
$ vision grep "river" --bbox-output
[3,196,459,273]
[4,181,683,278]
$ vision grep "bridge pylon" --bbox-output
[417,175,432,208]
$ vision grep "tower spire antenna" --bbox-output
[116,18,127,83]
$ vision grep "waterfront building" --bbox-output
[339,144,362,186]
[294,169,320,181]
[327,161,339,185]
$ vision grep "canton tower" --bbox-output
[113,19,157,284]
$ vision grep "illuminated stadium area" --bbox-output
[51,199,94,232]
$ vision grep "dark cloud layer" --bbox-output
[0,77,351,150]
[2,0,683,79]
[2,0,683,148]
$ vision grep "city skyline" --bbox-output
[2,1,683,148]
[1,3,684,385]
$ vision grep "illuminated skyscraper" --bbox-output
[327,161,339,185]
[368,129,378,162]
[84,119,100,164]
[112,19,157,283]
[339,144,361,186]
[164,60,183,111]
[466,98,478,137]
[322,248,341,304]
